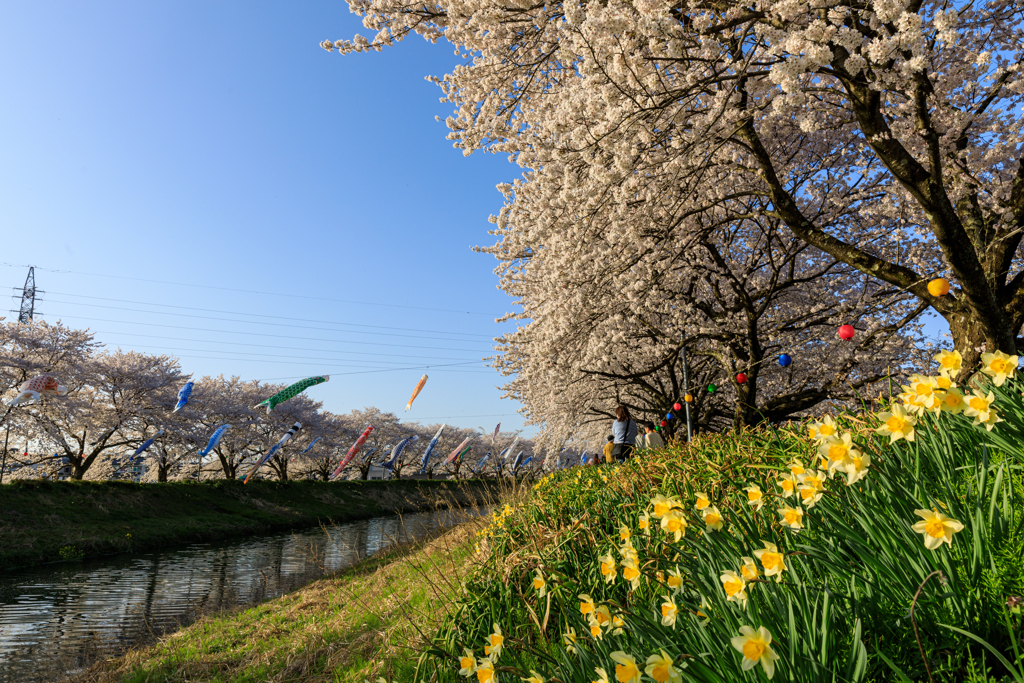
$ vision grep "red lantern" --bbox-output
[736,373,747,384]
[660,420,668,427]
[673,402,682,411]
[838,324,855,340]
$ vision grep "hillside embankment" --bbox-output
[0,477,498,570]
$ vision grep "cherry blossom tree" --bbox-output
[322,0,1024,376]
[25,350,184,480]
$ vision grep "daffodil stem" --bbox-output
[911,570,944,683]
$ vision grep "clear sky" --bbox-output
[0,2,531,433]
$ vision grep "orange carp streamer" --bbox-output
[405,374,428,411]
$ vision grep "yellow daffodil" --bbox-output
[650,494,680,518]
[638,512,651,534]
[876,403,916,443]
[522,672,544,683]
[660,595,678,628]
[666,567,683,592]
[807,423,818,440]
[619,525,632,542]
[731,625,780,679]
[621,559,642,589]
[964,389,1002,431]
[592,668,612,683]
[787,459,805,476]
[610,651,642,683]
[533,569,547,597]
[939,387,966,414]
[564,627,578,654]
[744,485,765,511]
[484,624,504,658]
[981,350,1019,387]
[934,349,963,378]
[660,510,688,541]
[934,374,954,390]
[703,505,724,531]
[696,600,711,624]
[912,508,965,549]
[459,648,477,677]
[901,375,942,413]
[588,616,604,640]
[808,416,838,442]
[611,614,626,635]
[599,553,618,583]
[740,556,761,582]
[694,491,710,510]
[778,505,804,530]
[720,569,748,604]
[593,605,612,627]
[619,541,638,564]
[579,594,596,617]
[753,542,787,581]
[776,472,797,498]
[645,650,684,683]
[843,452,871,486]
[796,470,826,508]
[476,657,495,683]
[820,433,860,472]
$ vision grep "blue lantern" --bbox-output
[666,413,673,420]
[778,354,792,367]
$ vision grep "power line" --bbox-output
[44,314,493,353]
[41,290,496,339]
[89,330,486,361]
[41,296,496,344]
[1,263,496,315]
[100,342,486,366]
[251,361,495,382]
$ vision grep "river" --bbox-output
[0,507,478,682]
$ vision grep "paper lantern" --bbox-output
[927,278,950,297]
[684,394,693,403]
[673,402,682,411]
[736,373,747,384]
[838,325,855,340]
[778,354,792,367]
[707,384,717,393]
[666,413,674,420]
[660,420,668,427]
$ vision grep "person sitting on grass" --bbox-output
[603,435,615,464]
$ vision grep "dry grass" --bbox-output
[72,493,506,683]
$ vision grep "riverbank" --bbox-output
[75,518,485,683]
[0,477,498,570]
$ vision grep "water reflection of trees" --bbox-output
[0,510,458,683]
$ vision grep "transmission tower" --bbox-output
[14,266,42,323]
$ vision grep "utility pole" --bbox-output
[14,266,42,323]
[682,346,693,442]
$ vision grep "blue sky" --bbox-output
[0,2,529,433]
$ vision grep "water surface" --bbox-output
[0,507,478,682]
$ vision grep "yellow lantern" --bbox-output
[684,394,693,403]
[927,278,950,297]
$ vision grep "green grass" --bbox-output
[0,478,496,570]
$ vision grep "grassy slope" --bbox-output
[78,517,487,683]
[0,478,495,570]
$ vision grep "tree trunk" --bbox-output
[947,307,1024,378]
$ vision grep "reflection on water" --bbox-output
[0,507,478,683]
